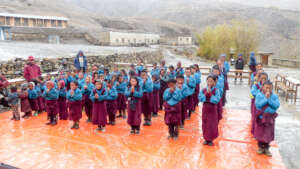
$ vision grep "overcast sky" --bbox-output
[222,0,300,10]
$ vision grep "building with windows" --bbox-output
[0,13,68,40]
[177,36,193,45]
[99,31,160,46]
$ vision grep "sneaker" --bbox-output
[135,130,140,135]
[264,148,272,157]
[51,119,57,126]
[257,147,264,155]
[101,127,106,132]
[34,112,38,116]
[15,117,20,121]
[71,123,76,129]
[96,127,102,131]
[111,121,116,126]
[173,136,178,141]
[179,125,184,129]
[130,129,135,134]
[208,141,213,146]
[203,140,208,145]
[74,123,80,129]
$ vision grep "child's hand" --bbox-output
[266,92,271,98]
[170,87,174,93]
[95,93,99,99]
[207,87,211,93]
[131,86,135,93]
[70,90,74,95]
[84,86,87,89]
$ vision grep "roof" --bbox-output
[0,13,69,21]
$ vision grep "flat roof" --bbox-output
[0,13,69,21]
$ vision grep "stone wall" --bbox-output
[0,50,164,79]
[272,58,300,68]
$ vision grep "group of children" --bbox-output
[6,54,280,154]
[250,63,280,157]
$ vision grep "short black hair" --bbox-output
[207,74,218,82]
[167,79,177,84]
[71,81,79,86]
[212,65,220,71]
[176,75,184,79]
[263,80,273,86]
[10,86,17,92]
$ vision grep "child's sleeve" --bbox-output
[255,92,268,110]
[268,93,280,111]
[133,87,143,98]
[163,89,172,101]
[198,89,206,102]
[124,87,131,97]
[98,90,107,101]
[210,89,221,104]
[89,91,95,102]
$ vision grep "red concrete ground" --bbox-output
[0,107,285,169]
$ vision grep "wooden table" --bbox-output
[285,77,300,102]
[228,69,252,84]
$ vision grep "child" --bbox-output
[140,70,154,126]
[212,65,224,121]
[150,63,160,76]
[176,75,189,129]
[191,65,201,112]
[121,69,129,82]
[184,67,196,119]
[77,72,86,89]
[251,72,268,135]
[106,80,118,125]
[163,79,182,140]
[199,75,221,146]
[57,80,68,120]
[136,59,144,75]
[32,79,44,114]
[7,86,20,121]
[167,65,176,80]
[82,76,95,122]
[159,68,168,110]
[125,76,143,134]
[175,61,184,76]
[28,82,39,116]
[152,74,160,117]
[42,81,59,125]
[90,80,108,132]
[19,83,32,119]
[67,81,83,129]
[116,75,128,118]
[37,76,46,112]
[255,80,280,156]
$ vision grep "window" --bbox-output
[51,20,56,27]
[121,38,125,43]
[15,18,21,26]
[133,38,136,43]
[0,16,5,25]
[32,19,37,27]
[5,17,10,25]
[44,20,48,27]
[37,19,43,27]
[23,18,28,26]
[186,38,189,42]
[57,20,62,27]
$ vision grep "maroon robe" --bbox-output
[92,100,107,126]
[159,81,168,109]
[254,107,278,143]
[127,97,142,126]
[251,98,256,135]
[38,96,45,111]
[45,100,58,116]
[193,84,200,109]
[152,90,160,113]
[83,94,93,119]
[29,98,39,111]
[58,97,68,120]
[68,100,82,121]
[202,88,219,141]
[164,102,181,125]
[141,92,154,119]
[19,91,32,113]
[181,98,188,122]
[107,100,117,122]
[217,98,223,121]
[187,95,194,112]
[117,93,127,111]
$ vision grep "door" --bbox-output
[261,55,269,65]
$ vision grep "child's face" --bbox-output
[107,83,112,88]
[100,75,104,81]
[176,78,184,85]
[212,69,220,75]
[263,84,272,93]
[191,68,196,73]
[259,75,267,84]
[46,75,51,80]
[79,73,84,79]
[185,70,191,76]
[85,77,90,83]
[168,82,176,89]
[46,83,53,89]
[70,83,77,90]
[141,72,147,79]
[96,82,102,89]
[29,84,33,89]
[118,76,123,82]
[207,78,215,87]
[58,83,62,88]
[256,64,262,71]
[130,78,137,86]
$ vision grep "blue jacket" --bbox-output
[224,61,230,74]
[163,88,182,106]
[58,88,67,98]
[123,75,129,82]
[141,77,153,93]
[77,78,86,89]
[255,92,280,118]
[90,88,107,102]
[105,74,112,81]
[125,86,143,98]
[151,68,160,76]
[184,75,196,96]
[98,69,104,75]
[82,83,95,96]
[194,72,201,84]
[28,88,38,99]
[175,67,184,76]
[136,65,144,74]
[153,80,160,91]
[198,87,221,104]
[8,92,19,105]
[216,74,224,96]
[116,81,128,94]
[177,84,189,99]
[42,88,59,101]
[66,88,82,101]
[249,52,257,66]
[35,85,42,97]
[251,82,262,98]
[74,51,87,70]
[106,87,118,100]
[167,71,176,80]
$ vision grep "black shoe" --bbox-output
[11,116,16,120]
[130,129,135,134]
[22,114,27,118]
[122,114,127,119]
[74,123,79,129]
[135,130,140,135]
[147,120,152,126]
[15,117,20,121]
[111,121,116,126]
[51,118,57,126]
[173,136,178,141]
[71,123,76,129]
[208,141,213,146]
[86,118,91,123]
[167,135,173,139]
[152,113,158,117]
[203,140,209,145]
[117,114,122,118]
[46,120,52,125]
[179,125,184,129]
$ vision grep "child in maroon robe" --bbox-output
[57,80,68,120]
[90,80,108,132]
[106,81,118,125]
[28,82,39,116]
[152,74,160,117]
[254,80,280,157]
[176,75,189,129]
[82,76,94,122]
[116,75,127,118]
[125,76,143,134]
[67,81,83,129]
[42,81,59,125]
[199,75,221,146]
[19,83,32,119]
[37,76,46,112]
[163,79,182,140]
[140,70,154,126]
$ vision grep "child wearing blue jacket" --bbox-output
[42,81,59,125]
[106,80,118,125]
[152,74,160,117]
[184,67,196,119]
[176,75,189,129]
[140,70,154,126]
[8,86,20,121]
[28,82,39,116]
[116,75,128,118]
[57,80,68,120]
[67,81,83,129]
[82,76,95,122]
[199,75,221,146]
[163,79,182,140]
[254,80,280,157]
[212,65,224,121]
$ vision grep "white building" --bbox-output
[177,36,193,45]
[99,31,160,46]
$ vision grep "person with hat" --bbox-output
[74,50,87,73]
[249,52,257,73]
[235,53,245,81]
[23,56,41,82]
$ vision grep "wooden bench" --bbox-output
[274,74,298,102]
[228,69,252,84]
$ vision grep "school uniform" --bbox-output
[106,87,118,124]
[167,70,176,80]
[90,88,108,127]
[221,61,230,106]
[140,77,154,125]
[35,84,45,112]
[254,92,280,149]
[42,88,59,123]
[199,87,221,142]
[163,88,182,138]
[125,86,143,132]
[150,68,160,76]
[66,76,75,90]
[184,75,196,117]
[175,67,184,76]
[152,79,160,116]
[159,73,168,109]
[216,74,224,121]
[28,88,39,111]
[136,65,144,75]
[67,88,83,122]
[116,81,128,116]
[19,91,32,116]
[250,82,262,135]
[58,87,68,120]
[193,71,201,110]
[77,78,86,90]
[8,92,20,120]
[178,84,189,127]
[82,82,95,121]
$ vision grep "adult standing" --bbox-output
[249,52,257,73]
[0,73,9,108]
[24,56,41,82]
[235,54,245,81]
[74,50,87,73]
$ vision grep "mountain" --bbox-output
[1,0,300,58]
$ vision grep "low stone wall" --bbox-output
[272,58,300,68]
[1,50,164,79]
